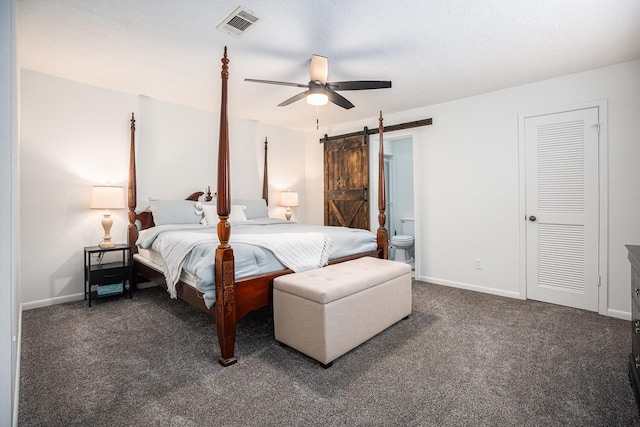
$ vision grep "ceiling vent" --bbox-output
[216,6,261,38]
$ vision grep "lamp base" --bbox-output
[99,240,116,249]
[99,213,115,249]
[285,208,292,221]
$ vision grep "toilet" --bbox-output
[390,218,414,263]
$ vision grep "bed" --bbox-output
[127,47,390,366]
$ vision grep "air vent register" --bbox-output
[216,6,261,38]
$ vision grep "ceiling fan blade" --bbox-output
[310,55,328,84]
[278,90,310,107]
[245,78,308,88]
[326,90,355,109]
[328,80,392,91]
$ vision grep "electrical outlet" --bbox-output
[475,258,483,270]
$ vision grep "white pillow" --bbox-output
[148,198,203,225]
[202,204,217,225]
[232,198,268,219]
[229,205,247,224]
[201,204,247,224]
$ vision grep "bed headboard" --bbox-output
[134,190,212,230]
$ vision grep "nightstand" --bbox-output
[84,244,133,307]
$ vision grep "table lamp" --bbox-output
[280,190,299,221]
[90,185,125,248]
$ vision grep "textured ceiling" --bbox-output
[17,0,640,132]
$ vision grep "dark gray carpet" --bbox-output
[19,282,640,426]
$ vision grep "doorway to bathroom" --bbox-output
[370,135,415,270]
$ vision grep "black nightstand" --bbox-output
[84,244,133,307]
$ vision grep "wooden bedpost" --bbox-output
[377,111,389,259]
[262,137,269,204]
[127,112,139,256]
[215,47,238,367]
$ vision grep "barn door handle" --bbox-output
[362,185,368,202]
[528,215,537,222]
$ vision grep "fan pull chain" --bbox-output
[316,106,320,130]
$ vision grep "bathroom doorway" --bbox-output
[370,135,414,269]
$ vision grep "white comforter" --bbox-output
[136,219,378,308]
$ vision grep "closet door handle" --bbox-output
[528,215,537,222]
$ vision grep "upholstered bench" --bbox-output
[273,256,412,367]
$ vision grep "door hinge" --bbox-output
[597,276,601,287]
[591,123,601,135]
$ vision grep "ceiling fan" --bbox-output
[245,55,392,109]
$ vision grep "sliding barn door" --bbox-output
[324,134,369,229]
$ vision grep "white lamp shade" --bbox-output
[90,185,125,210]
[280,191,299,207]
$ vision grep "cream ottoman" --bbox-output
[273,256,412,367]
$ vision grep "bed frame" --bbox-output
[127,47,389,366]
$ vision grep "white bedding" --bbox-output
[136,218,378,308]
[134,251,199,286]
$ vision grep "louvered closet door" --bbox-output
[525,108,599,311]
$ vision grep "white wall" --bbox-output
[303,130,326,225]
[135,95,217,203]
[20,70,138,306]
[19,70,306,307]
[304,60,640,318]
[1,0,18,423]
[256,123,306,221]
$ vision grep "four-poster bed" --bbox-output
[127,47,389,366]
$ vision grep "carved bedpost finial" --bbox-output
[221,46,229,78]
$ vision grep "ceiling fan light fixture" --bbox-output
[307,93,328,106]
[246,55,390,109]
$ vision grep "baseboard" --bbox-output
[415,275,632,320]
[607,308,631,321]
[415,275,524,300]
[13,304,22,427]
[21,293,84,311]
[21,282,160,311]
